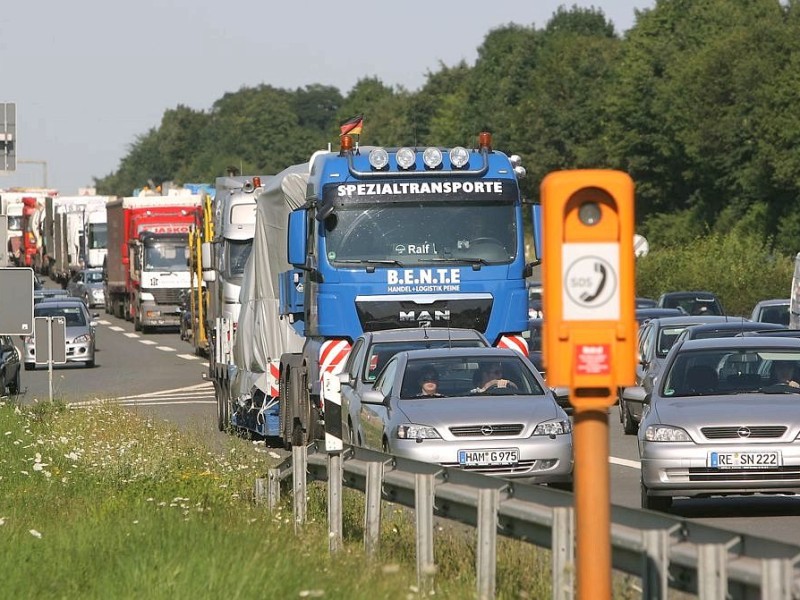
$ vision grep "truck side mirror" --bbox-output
[287,210,308,268]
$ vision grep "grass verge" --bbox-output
[0,398,640,599]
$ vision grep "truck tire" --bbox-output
[216,382,229,432]
[8,371,20,395]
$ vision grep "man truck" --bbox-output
[104,193,202,331]
[225,132,534,445]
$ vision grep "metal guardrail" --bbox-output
[267,443,800,600]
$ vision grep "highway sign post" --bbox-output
[34,316,67,403]
[1,102,16,173]
[541,170,637,600]
[0,267,34,335]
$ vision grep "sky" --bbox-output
[1,1,654,195]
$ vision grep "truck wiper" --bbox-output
[428,256,490,266]
[335,259,405,267]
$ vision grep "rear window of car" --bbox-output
[657,326,691,357]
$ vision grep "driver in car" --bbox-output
[471,363,518,393]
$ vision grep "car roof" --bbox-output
[400,347,521,361]
[34,299,88,310]
[684,320,778,332]
[659,290,719,299]
[646,315,731,327]
[752,298,789,307]
[360,328,487,343]
[740,328,800,337]
[680,336,800,351]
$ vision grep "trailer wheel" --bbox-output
[216,382,230,432]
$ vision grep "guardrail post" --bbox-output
[641,529,669,600]
[268,467,281,511]
[328,452,343,553]
[552,506,575,600]
[761,558,793,600]
[292,445,307,532]
[415,473,436,591]
[254,477,266,504]
[477,487,498,600]
[698,543,727,600]
[364,461,383,558]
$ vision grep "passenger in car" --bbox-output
[770,361,800,388]
[416,368,444,398]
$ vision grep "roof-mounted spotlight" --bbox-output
[449,146,469,169]
[509,154,522,168]
[514,165,527,179]
[368,147,389,170]
[422,147,443,169]
[396,147,416,170]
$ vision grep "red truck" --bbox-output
[104,194,202,332]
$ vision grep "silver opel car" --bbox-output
[636,336,800,511]
[23,299,97,369]
[356,347,573,487]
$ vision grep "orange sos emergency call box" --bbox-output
[541,170,637,408]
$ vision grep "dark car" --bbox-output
[0,335,21,396]
[656,291,724,316]
[635,297,658,309]
[619,315,731,434]
[635,307,684,324]
[525,318,544,374]
[527,281,543,319]
[673,320,784,344]
[750,298,790,326]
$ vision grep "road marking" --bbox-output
[177,354,201,360]
[610,456,641,470]
[156,346,176,352]
[108,326,125,332]
[69,382,215,408]
[96,320,112,325]
[139,340,158,346]
[124,332,139,338]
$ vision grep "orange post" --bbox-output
[540,170,636,599]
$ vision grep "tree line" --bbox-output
[95,0,800,257]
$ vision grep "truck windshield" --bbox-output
[224,239,253,279]
[144,244,188,271]
[87,224,107,249]
[324,201,517,266]
[7,216,23,231]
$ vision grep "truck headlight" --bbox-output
[139,292,155,301]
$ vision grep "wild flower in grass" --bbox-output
[298,590,325,597]
[29,529,42,538]
[0,517,6,526]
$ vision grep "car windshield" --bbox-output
[657,326,692,358]
[661,348,800,397]
[34,306,87,327]
[663,296,722,315]
[364,339,485,382]
[85,271,103,283]
[399,356,544,399]
[757,305,789,326]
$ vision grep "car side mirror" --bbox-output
[337,372,353,387]
[622,386,649,405]
[360,390,387,406]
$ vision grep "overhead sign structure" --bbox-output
[0,267,34,334]
[1,102,16,172]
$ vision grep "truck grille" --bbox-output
[150,288,186,305]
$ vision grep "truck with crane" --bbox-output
[225,132,534,445]
[104,192,202,331]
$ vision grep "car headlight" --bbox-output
[644,425,691,442]
[73,334,91,343]
[139,292,155,301]
[533,419,572,436]
[396,424,441,440]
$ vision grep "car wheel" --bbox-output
[24,363,34,371]
[621,399,638,435]
[641,482,672,512]
[85,358,95,368]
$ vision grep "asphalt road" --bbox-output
[9,302,800,546]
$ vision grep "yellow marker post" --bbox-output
[540,170,637,599]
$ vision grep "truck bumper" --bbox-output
[141,302,181,327]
